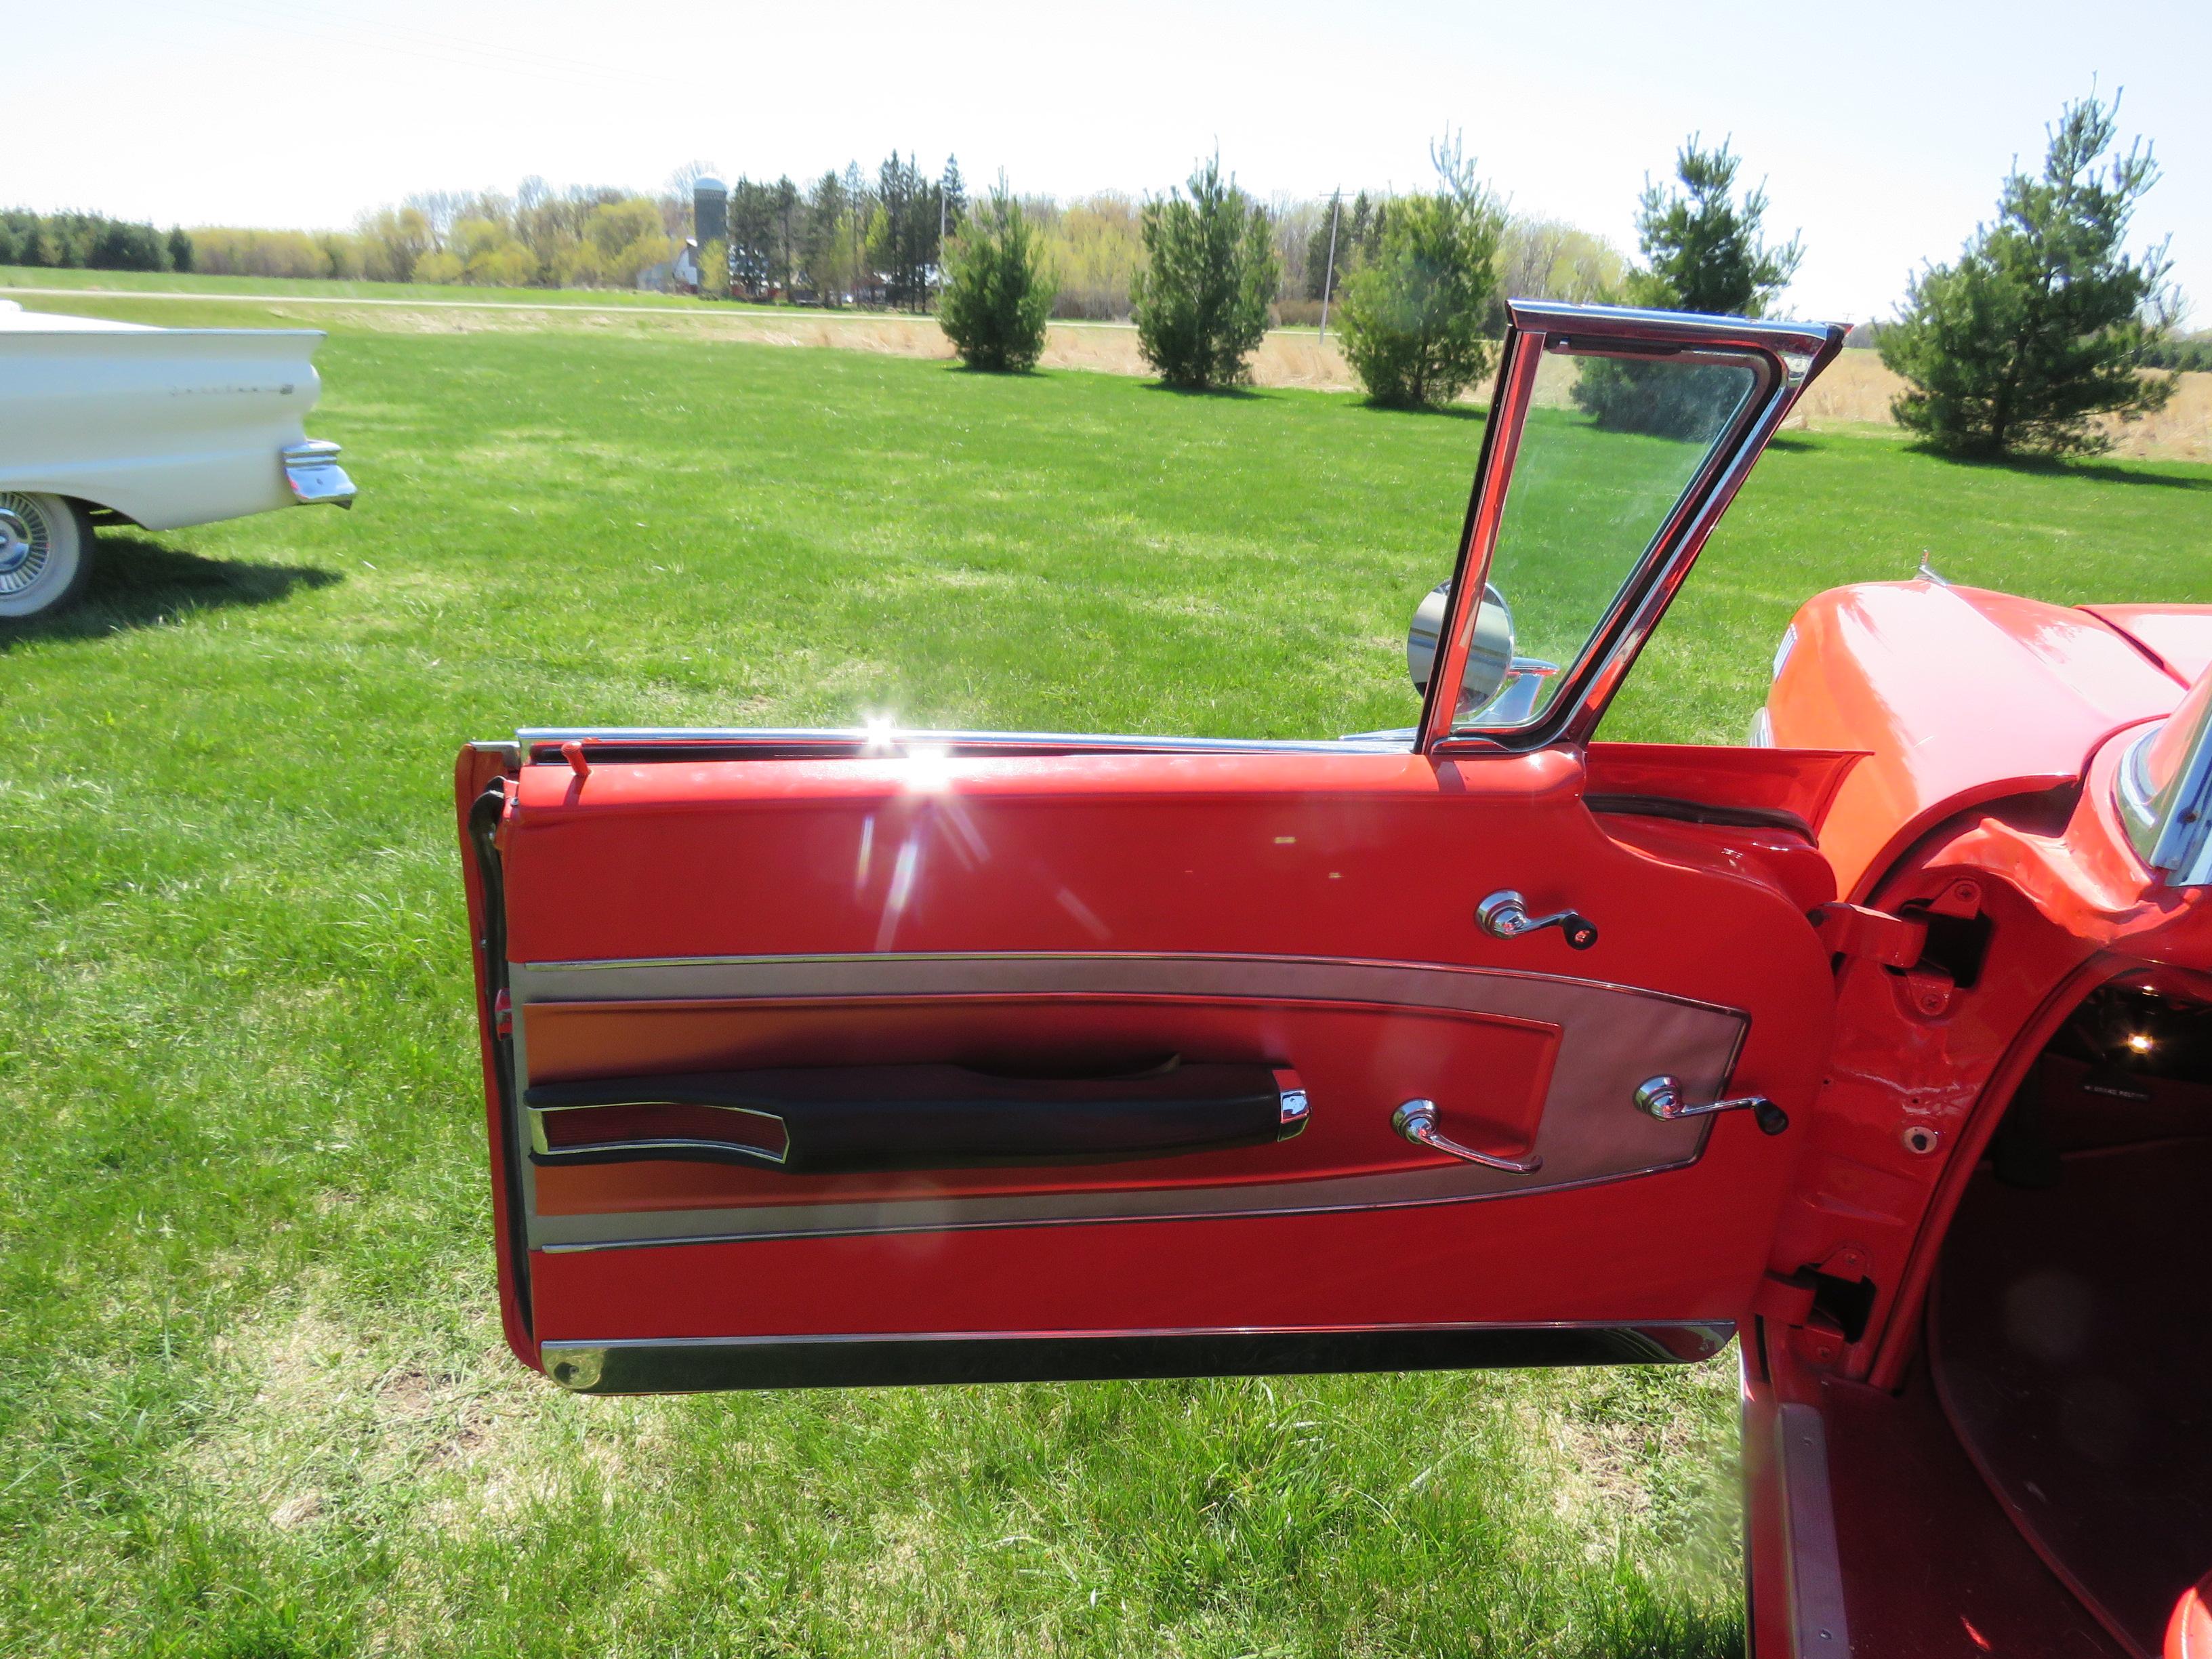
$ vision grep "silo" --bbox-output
[693,177,728,247]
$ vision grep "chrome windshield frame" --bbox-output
[1418,300,1845,757]
[2116,682,2212,888]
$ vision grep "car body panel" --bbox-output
[2084,603,2212,686]
[1764,579,2188,902]
[0,308,352,529]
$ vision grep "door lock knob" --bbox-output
[1477,890,1599,950]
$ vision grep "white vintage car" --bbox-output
[0,299,356,621]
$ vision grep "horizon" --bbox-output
[14,0,2211,325]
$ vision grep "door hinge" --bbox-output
[1811,902,1927,970]
[1757,1257,1877,1373]
[1814,884,1986,1018]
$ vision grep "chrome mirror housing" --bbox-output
[1407,582,1563,727]
[1408,581,1515,712]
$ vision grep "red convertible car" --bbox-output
[453,302,2212,1656]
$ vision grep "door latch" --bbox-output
[1392,1099,1543,1173]
[1477,890,1599,950]
[1635,1075,1789,1135]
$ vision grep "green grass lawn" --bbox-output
[4,294,2210,1658]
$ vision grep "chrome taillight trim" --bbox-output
[282,438,356,508]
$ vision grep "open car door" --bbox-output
[457,302,1850,1395]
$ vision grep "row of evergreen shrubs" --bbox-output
[939,91,2182,461]
[0,209,193,274]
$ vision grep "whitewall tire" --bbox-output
[0,492,96,621]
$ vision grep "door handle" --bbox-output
[1477,890,1599,950]
[1391,1099,1542,1173]
[525,1063,1309,1171]
[1633,1075,1789,1135]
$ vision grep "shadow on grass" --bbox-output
[1906,445,2212,491]
[0,534,342,649]
[1364,401,1490,422]
[1141,380,1270,403]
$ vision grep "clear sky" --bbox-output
[14,0,2209,323]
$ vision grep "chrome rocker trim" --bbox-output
[538,1319,1736,1393]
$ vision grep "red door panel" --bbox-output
[466,743,1836,1391]
[457,302,1858,1395]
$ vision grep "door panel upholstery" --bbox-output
[479,745,1837,1386]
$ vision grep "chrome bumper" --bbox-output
[283,439,356,509]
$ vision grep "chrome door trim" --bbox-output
[509,951,1749,1250]
[537,1319,1736,1393]
[1776,1401,1853,1657]
[514,725,1416,760]
[510,948,1742,1019]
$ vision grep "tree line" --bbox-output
[1,89,2188,459]
[0,210,194,274]
[941,89,2186,462]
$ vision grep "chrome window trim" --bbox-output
[1417,302,1846,758]
[514,726,1417,760]
[2118,701,2212,888]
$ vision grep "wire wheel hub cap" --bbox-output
[0,500,39,586]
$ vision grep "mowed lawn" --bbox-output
[5,297,2211,1659]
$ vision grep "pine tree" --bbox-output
[843,163,872,303]
[1305,197,1340,302]
[1622,137,1800,317]
[938,178,1056,372]
[727,178,777,300]
[1881,93,2177,458]
[1337,135,1504,409]
[801,171,848,303]
[1574,136,1801,435]
[941,156,968,237]
[1131,155,1279,390]
[770,176,800,298]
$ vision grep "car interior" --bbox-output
[1928,977,2212,1654]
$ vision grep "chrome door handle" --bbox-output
[1477,889,1599,950]
[1391,1099,1543,1173]
[1633,1075,1790,1136]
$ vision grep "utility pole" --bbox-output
[1317,189,1342,342]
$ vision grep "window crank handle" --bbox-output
[1477,890,1599,950]
[1634,1075,1790,1136]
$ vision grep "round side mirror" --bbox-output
[1407,580,1515,714]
